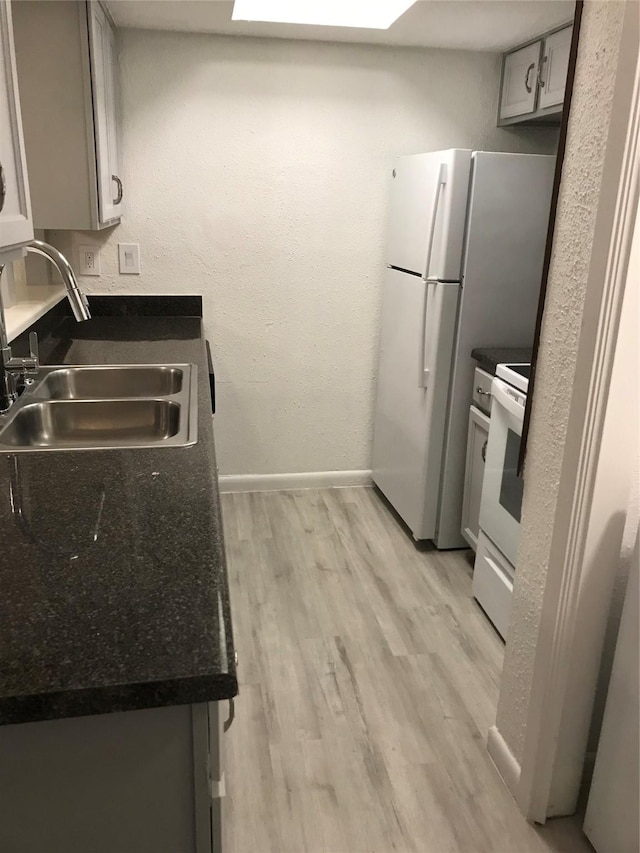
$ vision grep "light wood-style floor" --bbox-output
[221,487,592,853]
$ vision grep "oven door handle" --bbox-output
[492,378,526,422]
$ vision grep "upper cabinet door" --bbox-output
[538,26,573,111]
[0,0,32,255]
[499,41,541,120]
[88,1,123,224]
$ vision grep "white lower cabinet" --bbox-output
[461,404,490,551]
[0,701,228,853]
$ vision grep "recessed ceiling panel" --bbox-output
[107,1,575,52]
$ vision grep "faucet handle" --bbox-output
[21,332,40,377]
[29,332,39,362]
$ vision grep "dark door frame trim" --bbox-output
[518,1,584,475]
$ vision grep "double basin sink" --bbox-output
[0,364,198,452]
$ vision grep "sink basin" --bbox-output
[0,400,181,449]
[0,363,198,451]
[35,366,183,399]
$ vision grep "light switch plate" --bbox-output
[118,242,141,275]
[78,244,100,276]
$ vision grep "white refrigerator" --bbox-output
[372,148,555,548]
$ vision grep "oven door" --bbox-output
[479,377,526,566]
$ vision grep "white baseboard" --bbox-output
[487,725,522,798]
[218,470,373,494]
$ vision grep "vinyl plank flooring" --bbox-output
[221,487,593,853]
[223,682,283,853]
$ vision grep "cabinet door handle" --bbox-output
[112,174,123,205]
[524,62,535,93]
[538,55,548,88]
[223,698,235,732]
[481,440,488,463]
[476,386,492,397]
[0,163,6,213]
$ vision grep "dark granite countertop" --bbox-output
[471,347,533,375]
[0,300,237,725]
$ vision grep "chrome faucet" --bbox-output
[0,275,39,412]
[27,240,91,322]
[0,240,91,412]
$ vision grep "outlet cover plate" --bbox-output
[78,245,100,276]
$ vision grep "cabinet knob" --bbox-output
[0,163,6,213]
[524,62,536,93]
[112,174,123,205]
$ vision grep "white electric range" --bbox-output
[472,363,530,640]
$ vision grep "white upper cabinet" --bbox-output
[89,1,123,224]
[12,0,123,231]
[498,23,573,126]
[0,0,33,257]
[538,26,573,111]
[499,42,541,121]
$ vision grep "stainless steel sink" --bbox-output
[34,366,183,399]
[0,363,198,452]
[0,400,181,449]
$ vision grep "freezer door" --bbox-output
[372,269,460,540]
[386,149,472,279]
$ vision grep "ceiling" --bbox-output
[107,0,575,52]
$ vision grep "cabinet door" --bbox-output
[538,26,572,111]
[461,405,490,551]
[0,0,32,254]
[499,41,541,120]
[192,701,228,853]
[88,1,123,224]
[208,701,225,853]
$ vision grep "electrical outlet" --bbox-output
[118,243,141,275]
[79,245,100,276]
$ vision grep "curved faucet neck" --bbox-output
[0,243,90,412]
[26,240,91,321]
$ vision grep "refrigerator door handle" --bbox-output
[420,280,437,388]
[423,162,448,280]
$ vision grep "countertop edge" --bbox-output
[0,673,238,726]
[471,346,533,375]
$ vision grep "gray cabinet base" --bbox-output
[0,703,221,853]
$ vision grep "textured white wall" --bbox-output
[586,202,640,757]
[52,30,557,476]
[495,0,626,766]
